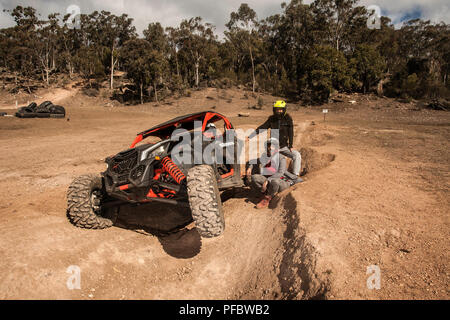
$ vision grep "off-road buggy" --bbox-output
[67,111,244,238]
[15,101,65,118]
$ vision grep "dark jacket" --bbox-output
[249,114,294,149]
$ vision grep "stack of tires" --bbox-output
[15,101,65,118]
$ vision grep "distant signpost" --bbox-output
[323,109,328,121]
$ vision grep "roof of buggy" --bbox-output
[137,111,233,139]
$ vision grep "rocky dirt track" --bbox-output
[0,88,448,299]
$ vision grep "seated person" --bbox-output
[246,138,302,209]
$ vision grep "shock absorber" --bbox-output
[161,156,186,184]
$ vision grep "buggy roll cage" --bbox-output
[130,111,234,148]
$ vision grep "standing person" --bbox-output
[248,100,302,176]
[246,138,302,209]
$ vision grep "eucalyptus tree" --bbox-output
[121,38,168,103]
[177,17,217,87]
[36,13,60,85]
[226,3,260,93]
[86,11,136,89]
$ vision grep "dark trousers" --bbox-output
[250,174,291,197]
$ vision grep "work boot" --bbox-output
[256,195,272,209]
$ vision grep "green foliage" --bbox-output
[74,46,105,81]
[351,44,385,93]
[144,23,168,52]
[298,45,355,103]
[121,39,167,103]
[404,73,419,98]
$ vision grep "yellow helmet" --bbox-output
[274,100,286,108]
[273,100,287,118]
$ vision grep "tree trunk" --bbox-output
[68,62,73,80]
[154,81,158,103]
[250,46,256,93]
[175,52,180,77]
[377,76,390,97]
[377,79,383,96]
[140,83,143,105]
[110,44,115,90]
[195,56,200,87]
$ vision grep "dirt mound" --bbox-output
[300,147,336,174]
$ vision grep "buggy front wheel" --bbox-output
[66,174,118,229]
[186,165,225,238]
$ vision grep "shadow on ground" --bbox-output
[221,186,267,207]
[113,202,201,259]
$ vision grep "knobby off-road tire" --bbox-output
[186,165,225,238]
[50,113,65,118]
[36,101,53,113]
[50,105,65,115]
[67,174,117,229]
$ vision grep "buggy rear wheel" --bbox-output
[66,174,118,229]
[186,165,225,238]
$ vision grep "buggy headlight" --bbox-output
[141,142,169,161]
[151,145,166,157]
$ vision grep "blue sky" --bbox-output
[398,7,423,23]
[0,0,448,35]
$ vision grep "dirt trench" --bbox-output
[235,124,337,300]
[234,192,333,300]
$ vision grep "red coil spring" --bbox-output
[161,157,186,184]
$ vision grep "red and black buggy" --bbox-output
[67,111,244,238]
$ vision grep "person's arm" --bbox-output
[246,162,254,176]
[287,115,294,149]
[261,180,268,193]
[246,158,260,176]
[248,117,272,139]
[246,168,252,177]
